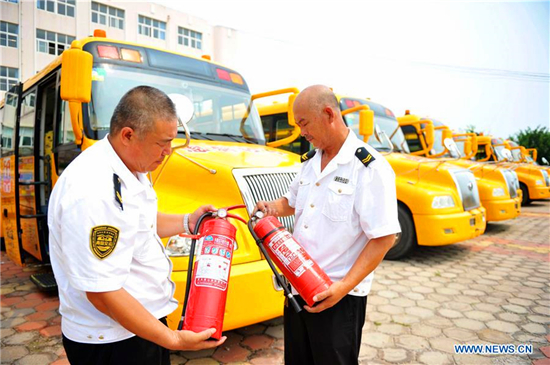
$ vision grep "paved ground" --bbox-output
[1,200,549,364]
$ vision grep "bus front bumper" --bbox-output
[483,197,520,222]
[414,207,486,246]
[530,186,550,200]
[167,260,284,331]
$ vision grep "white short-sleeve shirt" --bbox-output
[48,137,178,344]
[283,129,400,296]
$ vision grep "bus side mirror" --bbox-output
[464,140,472,155]
[442,129,453,146]
[359,109,374,140]
[542,157,549,165]
[60,44,93,103]
[287,93,297,127]
[424,123,434,149]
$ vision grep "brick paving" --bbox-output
[1,200,549,364]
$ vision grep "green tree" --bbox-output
[465,124,480,134]
[509,125,550,165]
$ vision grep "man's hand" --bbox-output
[304,281,350,313]
[189,205,216,232]
[253,200,279,217]
[168,328,226,351]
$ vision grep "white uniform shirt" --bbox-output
[283,130,400,296]
[48,137,178,344]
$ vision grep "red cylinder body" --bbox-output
[254,216,332,307]
[183,219,236,340]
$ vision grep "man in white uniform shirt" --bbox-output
[255,85,400,365]
[48,86,225,365]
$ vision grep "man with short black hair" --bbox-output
[49,86,225,365]
[255,85,400,364]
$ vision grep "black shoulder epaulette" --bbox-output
[355,147,375,167]
[301,149,316,163]
[113,173,123,211]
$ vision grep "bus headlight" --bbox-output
[536,180,543,186]
[166,235,194,256]
[492,188,505,197]
[432,195,456,209]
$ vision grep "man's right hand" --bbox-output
[253,200,279,217]
[169,328,226,351]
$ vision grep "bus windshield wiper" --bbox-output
[204,133,251,144]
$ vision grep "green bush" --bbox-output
[509,125,550,165]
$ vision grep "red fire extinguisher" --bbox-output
[248,213,332,308]
[177,205,248,340]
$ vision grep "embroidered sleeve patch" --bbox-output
[90,225,120,259]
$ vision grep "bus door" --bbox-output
[1,84,24,266]
[17,86,45,262]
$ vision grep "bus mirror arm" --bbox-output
[68,101,84,145]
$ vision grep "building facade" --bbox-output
[0,0,241,100]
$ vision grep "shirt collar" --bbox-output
[333,129,361,165]
[100,136,148,196]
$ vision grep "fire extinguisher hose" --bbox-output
[247,216,302,313]
[178,211,214,331]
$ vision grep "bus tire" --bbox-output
[384,205,416,260]
[520,183,531,206]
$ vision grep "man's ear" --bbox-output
[324,106,336,124]
[119,127,135,146]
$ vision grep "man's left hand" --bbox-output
[189,205,216,233]
[304,281,350,313]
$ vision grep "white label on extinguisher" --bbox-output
[268,230,313,278]
[194,234,234,291]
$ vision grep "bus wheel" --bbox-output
[384,205,416,260]
[520,183,531,206]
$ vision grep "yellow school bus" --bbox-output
[475,136,550,205]
[0,32,303,331]
[397,113,521,221]
[258,94,486,259]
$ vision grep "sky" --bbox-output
[151,0,549,139]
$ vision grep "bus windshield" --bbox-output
[433,128,462,158]
[493,145,508,161]
[511,149,523,162]
[343,112,410,153]
[86,63,266,144]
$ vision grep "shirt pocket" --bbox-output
[295,181,311,212]
[322,182,355,222]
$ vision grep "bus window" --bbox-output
[401,125,423,153]
[2,93,18,156]
[19,91,36,157]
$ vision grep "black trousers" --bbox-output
[62,317,170,365]
[284,295,367,365]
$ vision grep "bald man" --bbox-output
[254,85,400,364]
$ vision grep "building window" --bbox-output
[0,22,18,48]
[36,29,75,56]
[138,15,165,40]
[91,2,124,30]
[1,0,19,3]
[37,0,75,17]
[178,27,202,50]
[0,66,18,91]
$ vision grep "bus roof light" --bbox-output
[97,45,119,60]
[202,55,211,60]
[93,29,107,38]
[230,73,244,85]
[405,110,410,115]
[216,68,231,81]
[121,48,142,63]
[345,100,354,108]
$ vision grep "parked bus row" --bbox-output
[1,32,548,335]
